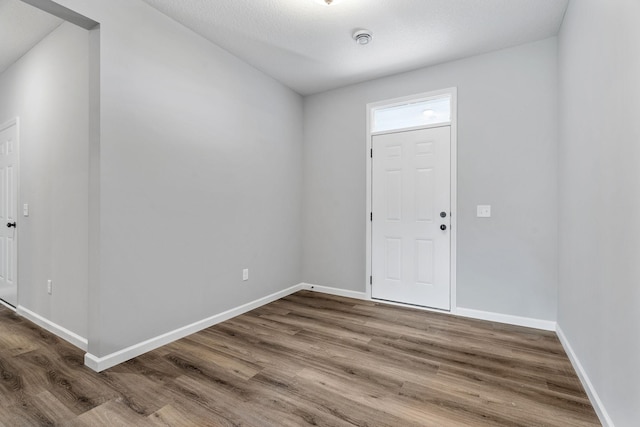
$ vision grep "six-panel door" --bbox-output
[371,126,451,310]
[0,122,17,307]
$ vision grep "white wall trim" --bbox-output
[78,282,559,373]
[303,282,554,331]
[556,325,614,427]
[304,282,461,316]
[300,283,368,300]
[455,307,556,331]
[84,283,305,372]
[17,305,88,351]
[0,298,16,311]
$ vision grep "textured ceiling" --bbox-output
[1,0,569,95]
[0,0,63,74]
[140,0,569,95]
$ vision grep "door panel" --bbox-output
[416,239,434,284]
[385,238,402,281]
[372,126,450,310]
[385,170,402,220]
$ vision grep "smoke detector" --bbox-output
[353,29,373,45]
[313,0,342,5]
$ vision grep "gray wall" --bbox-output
[0,22,89,338]
[53,0,304,357]
[303,38,559,321]
[558,0,640,425]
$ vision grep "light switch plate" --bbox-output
[23,203,29,217]
[477,205,491,218]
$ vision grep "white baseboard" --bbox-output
[301,282,555,332]
[17,305,88,351]
[452,307,556,331]
[556,325,614,427]
[300,283,368,300]
[80,282,559,373]
[84,283,305,372]
[302,283,555,332]
[0,298,15,311]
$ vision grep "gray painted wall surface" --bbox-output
[53,0,304,357]
[303,38,559,321]
[0,22,89,338]
[558,0,640,425]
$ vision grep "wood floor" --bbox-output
[0,291,600,426]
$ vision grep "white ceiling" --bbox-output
[2,0,569,95]
[140,0,569,95]
[0,0,63,74]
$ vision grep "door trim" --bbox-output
[0,117,20,310]
[366,88,457,312]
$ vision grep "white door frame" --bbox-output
[366,88,457,312]
[0,117,20,311]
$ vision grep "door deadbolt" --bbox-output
[440,212,447,218]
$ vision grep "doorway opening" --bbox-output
[0,118,19,308]
[366,88,457,311]
[0,0,98,351]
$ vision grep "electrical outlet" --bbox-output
[242,269,249,281]
[47,279,52,295]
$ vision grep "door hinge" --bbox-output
[370,148,373,158]
[370,276,372,285]
[370,212,373,221]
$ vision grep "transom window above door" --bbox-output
[372,95,451,133]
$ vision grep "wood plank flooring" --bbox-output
[0,291,600,426]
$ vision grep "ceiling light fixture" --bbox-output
[353,29,373,45]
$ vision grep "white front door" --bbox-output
[371,126,451,310]
[0,121,18,307]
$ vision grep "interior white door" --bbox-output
[371,126,451,310]
[0,122,18,307]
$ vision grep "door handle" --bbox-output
[440,224,447,231]
[6,222,16,228]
